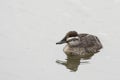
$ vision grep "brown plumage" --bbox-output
[56,31,103,58]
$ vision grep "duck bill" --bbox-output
[56,35,67,44]
[56,40,66,44]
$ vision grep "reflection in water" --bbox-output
[56,53,95,72]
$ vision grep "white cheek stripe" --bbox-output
[67,37,79,41]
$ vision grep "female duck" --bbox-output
[56,31,102,58]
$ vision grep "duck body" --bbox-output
[56,31,103,58]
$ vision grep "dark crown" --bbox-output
[66,31,78,38]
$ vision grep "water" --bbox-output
[0,0,120,80]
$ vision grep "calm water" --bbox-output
[0,0,120,80]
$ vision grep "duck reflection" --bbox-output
[56,53,94,72]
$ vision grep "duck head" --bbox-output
[56,31,80,47]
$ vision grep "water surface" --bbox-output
[0,0,120,80]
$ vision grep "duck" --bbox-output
[56,31,103,58]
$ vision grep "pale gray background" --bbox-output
[0,0,120,80]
